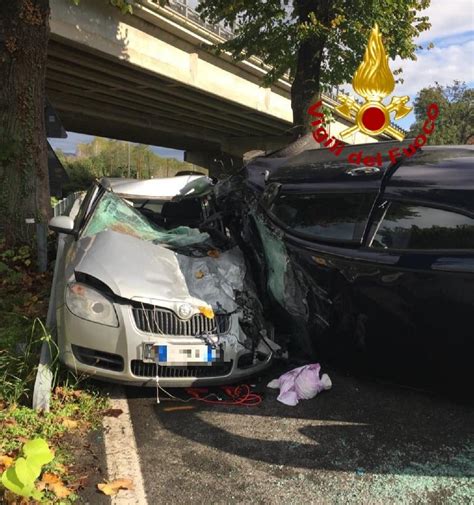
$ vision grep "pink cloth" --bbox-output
[267,363,332,406]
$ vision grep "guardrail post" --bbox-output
[32,233,65,412]
[33,192,77,411]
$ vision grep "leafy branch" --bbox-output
[1,438,54,500]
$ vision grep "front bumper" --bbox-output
[57,301,272,387]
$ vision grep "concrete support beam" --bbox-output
[49,0,292,124]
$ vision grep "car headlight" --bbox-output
[66,282,118,327]
[177,303,193,319]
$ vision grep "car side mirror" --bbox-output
[49,216,75,235]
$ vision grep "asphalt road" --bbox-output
[124,362,474,505]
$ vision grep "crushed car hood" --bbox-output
[71,230,245,312]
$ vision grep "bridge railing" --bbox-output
[164,0,235,40]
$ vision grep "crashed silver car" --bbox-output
[49,175,276,386]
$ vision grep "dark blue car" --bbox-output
[222,140,474,390]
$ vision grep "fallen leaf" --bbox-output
[55,387,82,400]
[54,386,66,397]
[42,472,72,498]
[49,480,72,499]
[42,472,60,484]
[97,478,134,496]
[0,455,14,468]
[102,408,123,418]
[195,270,205,279]
[61,418,78,429]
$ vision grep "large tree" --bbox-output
[197,0,431,132]
[0,0,139,246]
[0,0,50,246]
[409,81,473,144]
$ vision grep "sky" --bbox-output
[392,0,474,129]
[49,0,473,153]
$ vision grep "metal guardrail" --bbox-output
[33,191,81,411]
[165,0,235,40]
[53,191,81,217]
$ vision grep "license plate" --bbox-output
[156,344,215,365]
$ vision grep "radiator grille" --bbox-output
[132,306,231,336]
[131,360,233,378]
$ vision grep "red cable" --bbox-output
[185,384,262,406]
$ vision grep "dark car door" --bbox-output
[357,198,474,386]
[258,163,474,388]
[256,185,381,358]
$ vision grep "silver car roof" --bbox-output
[100,175,207,199]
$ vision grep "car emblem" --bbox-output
[335,24,412,141]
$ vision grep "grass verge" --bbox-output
[0,239,109,503]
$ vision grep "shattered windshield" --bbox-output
[82,190,210,248]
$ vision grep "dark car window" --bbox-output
[370,202,474,250]
[269,192,375,242]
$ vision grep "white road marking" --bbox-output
[103,387,148,505]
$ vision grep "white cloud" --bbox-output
[392,40,474,99]
[416,0,474,43]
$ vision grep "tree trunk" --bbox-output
[291,0,333,136]
[0,0,51,246]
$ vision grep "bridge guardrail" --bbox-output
[163,0,235,40]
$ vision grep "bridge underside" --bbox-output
[46,37,293,157]
[47,0,389,171]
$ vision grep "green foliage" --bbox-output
[1,438,54,500]
[110,0,135,15]
[71,0,134,14]
[61,137,203,194]
[409,81,473,144]
[0,238,109,502]
[0,240,52,404]
[0,387,109,454]
[196,0,432,88]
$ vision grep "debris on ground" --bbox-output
[97,478,134,496]
[267,363,332,406]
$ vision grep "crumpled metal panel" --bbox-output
[74,230,197,303]
[73,230,247,316]
[177,247,246,313]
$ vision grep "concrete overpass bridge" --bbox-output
[47,0,401,172]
